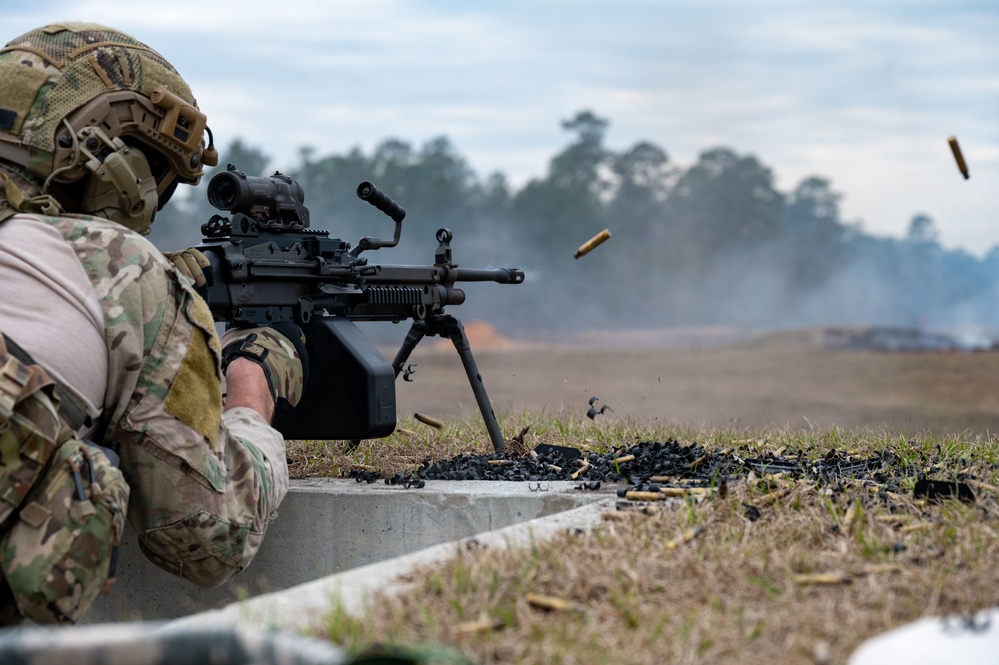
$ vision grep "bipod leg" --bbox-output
[391,321,428,378]
[439,316,506,453]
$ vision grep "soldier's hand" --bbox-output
[221,322,309,418]
[164,247,212,289]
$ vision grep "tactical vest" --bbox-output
[0,193,129,625]
[0,332,72,530]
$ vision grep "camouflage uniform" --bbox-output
[0,23,303,625]
[0,204,293,622]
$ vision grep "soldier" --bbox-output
[0,23,306,624]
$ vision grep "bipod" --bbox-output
[391,315,506,452]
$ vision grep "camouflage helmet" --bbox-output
[0,23,218,232]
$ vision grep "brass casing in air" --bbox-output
[574,229,612,259]
[948,136,969,180]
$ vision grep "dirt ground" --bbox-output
[389,325,999,437]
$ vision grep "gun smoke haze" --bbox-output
[148,120,999,356]
[359,244,999,356]
[479,257,999,352]
[448,209,999,352]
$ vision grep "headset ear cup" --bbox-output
[80,140,158,235]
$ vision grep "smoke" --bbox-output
[451,226,999,351]
[148,137,999,351]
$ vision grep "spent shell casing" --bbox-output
[625,491,667,502]
[858,563,902,575]
[841,500,860,533]
[574,229,612,259]
[659,486,713,497]
[452,616,504,635]
[967,479,999,494]
[665,526,704,550]
[899,522,932,534]
[526,593,576,612]
[948,135,970,179]
[414,412,445,429]
[792,572,852,585]
[755,487,794,505]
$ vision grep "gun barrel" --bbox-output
[454,267,525,284]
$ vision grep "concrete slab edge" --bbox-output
[168,496,620,634]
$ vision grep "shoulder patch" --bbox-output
[187,293,222,358]
[164,328,223,446]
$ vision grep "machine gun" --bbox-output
[195,165,524,452]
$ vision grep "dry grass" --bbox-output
[288,424,999,664]
[286,412,660,479]
[283,339,999,663]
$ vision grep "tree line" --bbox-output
[150,110,999,339]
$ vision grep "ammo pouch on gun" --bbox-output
[0,335,129,624]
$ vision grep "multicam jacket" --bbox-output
[0,210,288,589]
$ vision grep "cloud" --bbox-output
[2,0,997,254]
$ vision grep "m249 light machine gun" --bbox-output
[196,165,524,452]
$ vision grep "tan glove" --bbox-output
[164,248,212,288]
[220,322,308,416]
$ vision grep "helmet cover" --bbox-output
[0,23,217,218]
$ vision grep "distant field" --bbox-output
[294,329,999,664]
[390,328,999,437]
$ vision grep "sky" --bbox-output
[4,1,998,255]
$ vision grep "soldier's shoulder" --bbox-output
[42,215,178,319]
[52,213,168,270]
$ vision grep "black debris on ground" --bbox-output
[412,440,729,485]
[346,439,948,494]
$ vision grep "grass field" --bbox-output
[391,327,999,438]
[286,328,999,664]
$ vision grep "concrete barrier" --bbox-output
[169,497,619,633]
[86,478,610,622]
